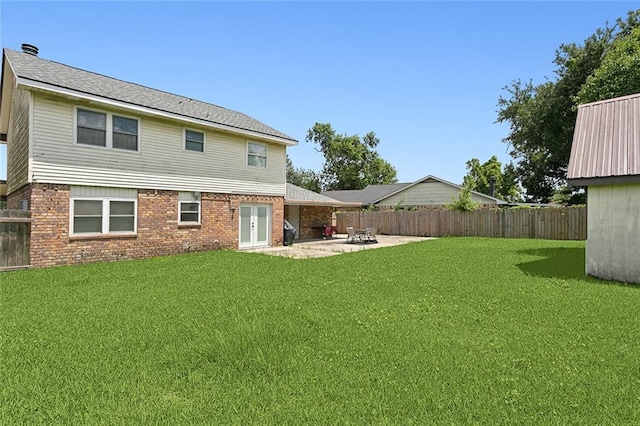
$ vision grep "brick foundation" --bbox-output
[21,184,284,267]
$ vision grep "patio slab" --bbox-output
[245,234,435,259]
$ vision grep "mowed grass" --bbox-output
[2,238,640,424]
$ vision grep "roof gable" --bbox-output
[2,48,297,144]
[322,175,506,205]
[568,92,640,184]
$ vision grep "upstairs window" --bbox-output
[185,129,205,152]
[247,142,267,168]
[77,109,107,147]
[76,108,139,151]
[113,116,139,151]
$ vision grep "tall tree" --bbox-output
[286,155,321,192]
[575,25,640,104]
[462,156,521,202]
[497,10,640,202]
[305,123,397,191]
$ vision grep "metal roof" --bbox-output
[286,183,360,207]
[2,48,297,144]
[568,92,640,185]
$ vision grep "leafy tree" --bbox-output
[448,184,479,212]
[497,10,640,202]
[462,156,521,202]
[286,155,321,192]
[550,185,586,206]
[575,25,640,104]
[305,123,397,191]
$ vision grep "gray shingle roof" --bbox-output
[4,48,296,143]
[286,183,360,206]
[323,183,410,204]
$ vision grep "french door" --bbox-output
[239,204,271,248]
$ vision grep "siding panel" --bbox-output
[31,96,286,195]
[7,89,30,193]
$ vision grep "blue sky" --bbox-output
[1,1,637,185]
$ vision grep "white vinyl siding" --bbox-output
[70,186,138,236]
[6,89,30,193]
[378,181,498,207]
[31,95,287,196]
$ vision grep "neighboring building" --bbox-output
[285,183,359,239]
[323,175,506,209]
[0,44,298,267]
[568,92,640,283]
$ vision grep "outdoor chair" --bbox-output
[365,227,378,243]
[346,226,358,243]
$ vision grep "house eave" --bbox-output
[15,77,298,147]
[285,200,361,208]
[568,175,640,187]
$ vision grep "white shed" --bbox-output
[568,92,640,283]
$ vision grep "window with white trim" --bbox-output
[247,142,267,168]
[185,129,205,152]
[76,107,139,151]
[179,192,201,224]
[71,198,137,235]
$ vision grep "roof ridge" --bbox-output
[5,48,234,112]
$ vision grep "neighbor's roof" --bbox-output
[1,48,297,145]
[323,175,506,205]
[285,184,360,207]
[568,92,640,185]
[323,183,409,204]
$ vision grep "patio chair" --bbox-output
[346,226,358,243]
[365,227,378,243]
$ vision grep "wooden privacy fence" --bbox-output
[0,210,32,271]
[336,207,586,240]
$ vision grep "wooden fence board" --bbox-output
[337,207,586,240]
[0,210,32,270]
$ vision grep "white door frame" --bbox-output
[239,203,271,248]
[288,205,300,240]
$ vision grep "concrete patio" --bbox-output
[246,234,435,259]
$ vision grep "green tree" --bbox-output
[305,123,398,191]
[462,156,521,202]
[497,10,640,202]
[575,25,640,104]
[286,155,321,192]
[448,184,479,212]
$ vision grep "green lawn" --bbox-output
[1,238,639,424]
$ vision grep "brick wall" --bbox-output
[6,183,31,210]
[298,206,333,239]
[25,184,284,267]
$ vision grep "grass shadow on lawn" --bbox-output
[516,247,587,280]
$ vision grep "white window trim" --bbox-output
[178,200,201,225]
[247,141,268,169]
[74,106,141,153]
[183,128,206,153]
[70,197,138,236]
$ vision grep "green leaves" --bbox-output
[497,9,640,203]
[305,122,398,191]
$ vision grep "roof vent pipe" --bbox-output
[21,44,39,56]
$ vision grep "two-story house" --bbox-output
[0,44,298,267]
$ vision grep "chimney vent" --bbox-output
[21,44,39,56]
